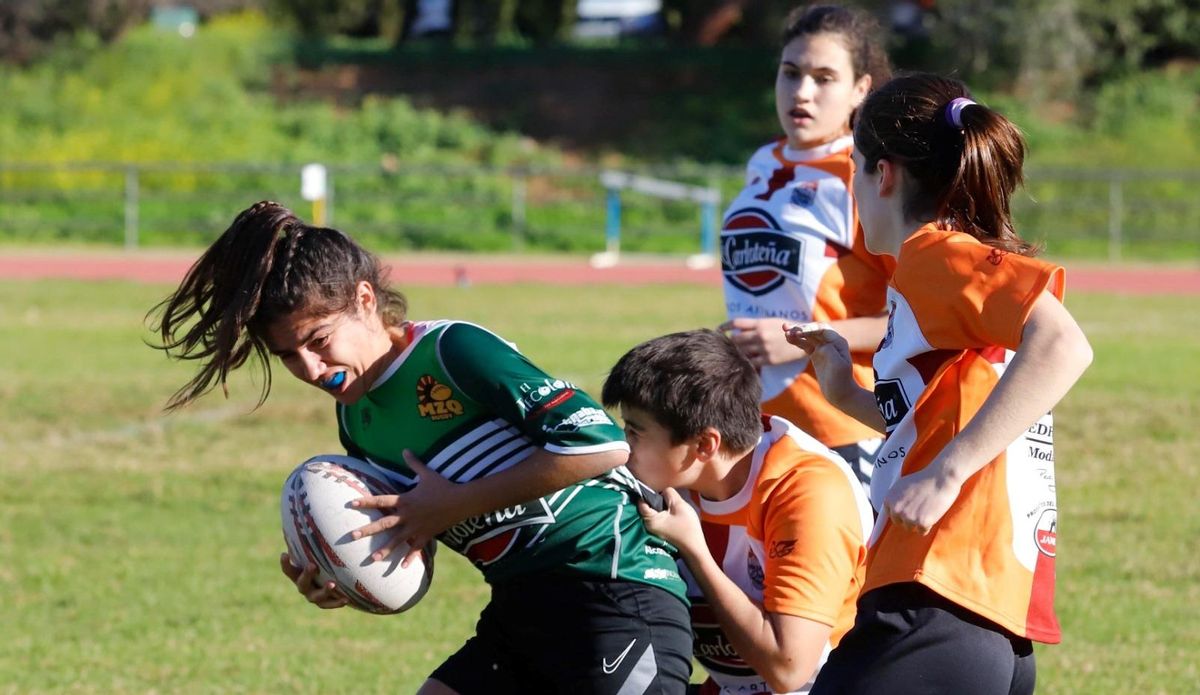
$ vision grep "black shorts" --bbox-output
[430,574,693,694]
[811,583,1036,695]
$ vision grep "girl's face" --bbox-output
[264,282,397,405]
[775,33,871,150]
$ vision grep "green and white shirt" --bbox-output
[336,320,686,601]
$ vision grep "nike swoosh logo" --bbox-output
[602,638,638,675]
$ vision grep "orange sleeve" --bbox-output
[895,237,1064,350]
[758,459,864,624]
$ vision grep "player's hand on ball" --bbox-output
[280,552,348,609]
[350,450,453,567]
[637,487,704,558]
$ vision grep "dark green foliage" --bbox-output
[0,0,150,64]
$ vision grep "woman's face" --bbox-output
[264,282,396,405]
[775,32,871,150]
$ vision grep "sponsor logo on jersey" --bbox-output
[416,374,463,421]
[1034,508,1057,557]
[873,378,911,432]
[515,378,577,419]
[441,499,557,566]
[879,300,896,351]
[747,548,765,591]
[689,601,757,676]
[768,539,797,559]
[542,406,613,434]
[691,600,753,676]
[721,209,803,297]
[644,567,681,581]
[874,445,907,470]
[790,179,819,207]
[1026,419,1056,464]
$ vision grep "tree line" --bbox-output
[2,0,1198,97]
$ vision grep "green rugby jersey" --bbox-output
[336,320,686,601]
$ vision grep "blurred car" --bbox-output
[573,0,665,39]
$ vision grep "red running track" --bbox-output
[0,251,1197,295]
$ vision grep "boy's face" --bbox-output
[620,406,697,493]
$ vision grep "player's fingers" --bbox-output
[280,552,302,581]
[370,530,413,564]
[315,596,349,610]
[351,514,400,540]
[401,450,439,479]
[309,582,347,608]
[350,494,400,510]
[888,508,916,534]
[660,487,685,512]
[636,499,656,521]
[719,318,755,333]
[295,563,321,593]
[785,323,833,343]
[399,538,427,569]
[783,328,815,348]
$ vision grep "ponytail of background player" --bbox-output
[718,4,895,494]
[787,73,1093,694]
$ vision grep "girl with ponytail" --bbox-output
[150,202,694,694]
[785,74,1093,693]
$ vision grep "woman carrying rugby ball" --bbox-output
[150,201,693,694]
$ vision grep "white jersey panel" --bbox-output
[867,289,931,521]
[721,140,856,402]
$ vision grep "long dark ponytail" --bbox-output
[854,73,1038,255]
[149,201,406,410]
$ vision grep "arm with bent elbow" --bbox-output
[883,291,1094,533]
[641,488,834,692]
[351,447,626,563]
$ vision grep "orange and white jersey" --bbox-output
[866,224,1066,643]
[721,136,893,447]
[686,416,873,693]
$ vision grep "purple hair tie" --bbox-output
[944,97,975,128]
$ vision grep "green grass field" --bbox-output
[0,279,1196,693]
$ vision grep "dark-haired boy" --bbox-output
[603,329,872,694]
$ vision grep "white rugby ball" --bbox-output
[281,454,435,614]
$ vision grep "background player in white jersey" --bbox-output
[787,74,1092,694]
[603,329,872,694]
[718,5,895,495]
[150,201,693,694]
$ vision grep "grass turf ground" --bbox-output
[0,280,1196,693]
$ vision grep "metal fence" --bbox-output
[1,161,1197,261]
